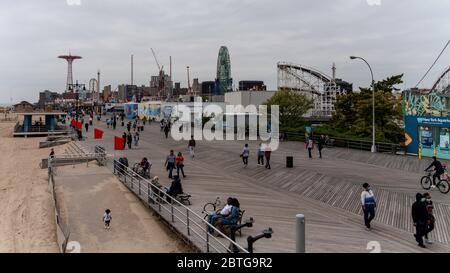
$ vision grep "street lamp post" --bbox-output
[68,82,86,118]
[350,56,376,153]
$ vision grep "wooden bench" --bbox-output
[214,209,246,237]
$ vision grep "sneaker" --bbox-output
[418,243,426,248]
[431,185,436,189]
[425,239,433,244]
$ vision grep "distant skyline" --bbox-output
[0,0,449,103]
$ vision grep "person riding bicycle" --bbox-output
[207,197,233,234]
[425,156,445,188]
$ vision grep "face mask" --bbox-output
[421,198,426,202]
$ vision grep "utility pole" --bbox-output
[170,56,172,100]
[131,54,134,86]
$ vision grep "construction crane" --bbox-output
[151,48,162,71]
[151,48,165,99]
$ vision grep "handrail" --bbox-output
[112,159,248,253]
[281,130,405,153]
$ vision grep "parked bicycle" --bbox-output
[202,197,221,219]
[420,170,450,194]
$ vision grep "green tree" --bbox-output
[332,74,404,143]
[264,90,313,129]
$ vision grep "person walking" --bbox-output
[241,144,250,167]
[412,193,429,248]
[306,138,314,159]
[264,145,272,169]
[127,122,131,132]
[113,118,117,130]
[164,123,170,139]
[122,132,127,149]
[85,122,89,132]
[318,135,325,159]
[102,209,112,230]
[127,133,132,149]
[49,148,55,159]
[361,183,376,230]
[176,152,186,178]
[165,150,176,179]
[160,119,165,132]
[134,131,140,147]
[188,136,196,159]
[423,192,435,245]
[257,143,265,166]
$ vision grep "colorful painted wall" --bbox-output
[403,91,450,159]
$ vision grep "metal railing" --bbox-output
[46,153,109,171]
[282,131,405,154]
[94,145,107,166]
[112,159,249,253]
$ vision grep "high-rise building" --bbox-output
[192,78,201,95]
[216,46,232,95]
[38,90,59,108]
[238,81,266,91]
[201,81,215,96]
[103,85,112,102]
[150,72,173,98]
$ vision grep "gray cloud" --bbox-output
[0,0,449,102]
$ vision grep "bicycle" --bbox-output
[202,197,221,219]
[420,170,450,194]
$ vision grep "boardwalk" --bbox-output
[77,116,450,253]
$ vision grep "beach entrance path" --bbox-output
[54,164,188,253]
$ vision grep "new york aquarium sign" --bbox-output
[416,117,450,126]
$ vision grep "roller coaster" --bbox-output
[277,62,349,118]
[431,66,450,94]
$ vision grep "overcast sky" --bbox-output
[0,0,449,103]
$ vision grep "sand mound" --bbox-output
[0,122,58,252]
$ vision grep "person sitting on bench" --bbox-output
[166,175,183,203]
[215,198,240,235]
[118,157,128,175]
[140,157,150,176]
[207,197,233,234]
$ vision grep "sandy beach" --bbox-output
[0,122,58,252]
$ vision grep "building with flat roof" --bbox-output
[238,81,266,91]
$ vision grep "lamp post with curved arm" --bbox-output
[350,56,376,153]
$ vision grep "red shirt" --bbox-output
[176,156,184,165]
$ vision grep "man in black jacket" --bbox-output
[127,133,133,149]
[166,175,183,203]
[425,156,445,188]
[412,193,428,248]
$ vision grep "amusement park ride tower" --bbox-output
[58,54,82,93]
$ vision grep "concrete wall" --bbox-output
[225,91,277,107]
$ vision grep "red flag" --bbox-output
[94,128,104,139]
[114,136,125,150]
[75,121,83,130]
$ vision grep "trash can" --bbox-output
[286,156,293,168]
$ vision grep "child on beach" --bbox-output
[103,209,112,230]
